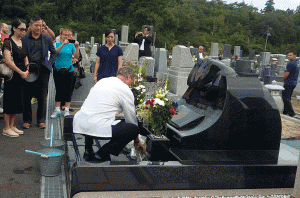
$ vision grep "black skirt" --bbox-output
[3,68,25,114]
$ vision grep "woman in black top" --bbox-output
[2,19,29,137]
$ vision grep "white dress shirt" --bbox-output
[140,39,145,50]
[199,53,203,59]
[73,77,137,138]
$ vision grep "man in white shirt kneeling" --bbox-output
[73,67,146,162]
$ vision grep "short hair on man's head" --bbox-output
[105,29,115,37]
[289,51,297,56]
[30,16,42,23]
[116,67,137,79]
[0,23,3,29]
[144,26,151,32]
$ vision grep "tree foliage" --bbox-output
[0,0,299,55]
[263,0,275,13]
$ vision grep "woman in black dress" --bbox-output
[2,19,29,137]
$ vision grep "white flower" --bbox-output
[140,85,145,89]
[142,89,146,93]
[136,86,141,91]
[154,98,165,106]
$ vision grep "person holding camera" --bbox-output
[134,26,152,58]
[50,29,79,118]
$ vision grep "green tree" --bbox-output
[263,0,275,13]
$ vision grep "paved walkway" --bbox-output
[0,104,44,198]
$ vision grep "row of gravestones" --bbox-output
[196,43,289,84]
[80,31,292,100]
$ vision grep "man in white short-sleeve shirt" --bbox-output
[73,67,146,162]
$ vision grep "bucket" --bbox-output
[38,148,65,176]
[40,139,65,151]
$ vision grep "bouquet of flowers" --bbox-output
[131,63,147,108]
[141,75,178,137]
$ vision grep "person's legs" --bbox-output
[51,69,64,119]
[63,71,74,117]
[282,84,296,116]
[10,114,23,134]
[36,66,50,124]
[3,113,19,137]
[22,81,33,125]
[97,122,139,156]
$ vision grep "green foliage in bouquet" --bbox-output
[141,74,178,137]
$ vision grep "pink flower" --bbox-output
[170,107,176,115]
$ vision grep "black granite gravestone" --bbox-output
[223,44,232,59]
[166,58,281,164]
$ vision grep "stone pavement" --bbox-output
[0,104,44,198]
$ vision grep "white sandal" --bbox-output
[12,127,24,134]
[3,129,19,137]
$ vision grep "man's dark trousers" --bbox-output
[85,122,139,156]
[282,84,296,116]
[23,65,50,124]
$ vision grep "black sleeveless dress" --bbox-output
[2,38,27,114]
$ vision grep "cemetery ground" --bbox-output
[281,97,300,140]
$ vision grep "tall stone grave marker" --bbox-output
[115,34,118,45]
[74,33,78,41]
[168,45,194,99]
[190,48,198,60]
[91,37,94,46]
[102,34,106,46]
[79,47,89,66]
[154,48,168,85]
[123,43,139,63]
[277,55,286,76]
[121,25,129,44]
[223,44,232,59]
[234,46,241,57]
[138,57,155,77]
[249,50,256,60]
[210,43,219,58]
[85,42,91,49]
[90,45,98,62]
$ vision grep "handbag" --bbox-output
[57,67,71,75]
[79,66,86,78]
[0,41,13,81]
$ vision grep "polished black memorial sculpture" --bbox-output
[166,58,282,164]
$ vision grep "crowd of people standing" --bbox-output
[0,16,84,137]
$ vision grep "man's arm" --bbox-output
[43,27,55,41]
[144,35,152,44]
[283,71,290,82]
[47,37,56,68]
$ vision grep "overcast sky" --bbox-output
[221,0,299,11]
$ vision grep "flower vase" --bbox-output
[152,129,164,139]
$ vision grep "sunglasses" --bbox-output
[17,28,27,32]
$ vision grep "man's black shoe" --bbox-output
[83,149,95,161]
[93,151,111,162]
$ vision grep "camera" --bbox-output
[68,39,75,43]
